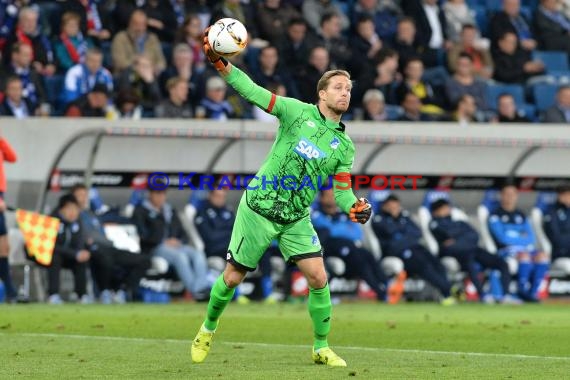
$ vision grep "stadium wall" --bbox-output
[2,118,570,210]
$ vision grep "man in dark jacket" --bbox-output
[47,194,90,304]
[492,32,545,84]
[544,186,570,262]
[371,194,455,304]
[534,0,570,56]
[195,189,276,302]
[489,0,537,53]
[132,187,209,299]
[429,199,515,304]
[72,185,151,303]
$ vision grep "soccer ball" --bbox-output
[208,18,248,57]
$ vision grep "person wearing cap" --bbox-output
[132,185,210,300]
[543,185,570,266]
[196,76,233,120]
[488,184,549,302]
[371,194,456,305]
[64,82,110,117]
[429,198,516,304]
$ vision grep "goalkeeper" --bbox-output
[191,28,372,368]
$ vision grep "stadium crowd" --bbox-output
[1,0,570,122]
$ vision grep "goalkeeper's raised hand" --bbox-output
[350,198,372,224]
[203,27,229,73]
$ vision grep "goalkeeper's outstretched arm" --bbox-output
[203,28,301,119]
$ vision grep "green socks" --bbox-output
[203,274,235,331]
[308,283,332,350]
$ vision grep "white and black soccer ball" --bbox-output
[208,18,248,57]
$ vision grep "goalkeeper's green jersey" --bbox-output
[225,67,357,224]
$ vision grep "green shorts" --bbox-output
[227,194,322,271]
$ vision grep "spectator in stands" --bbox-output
[4,6,55,76]
[312,188,404,303]
[396,58,445,117]
[210,0,259,39]
[391,17,427,70]
[111,9,166,74]
[54,11,94,73]
[302,0,350,33]
[349,15,383,79]
[361,89,388,121]
[430,199,515,304]
[492,32,545,84]
[0,76,39,117]
[372,194,455,304]
[445,53,488,111]
[132,185,210,300]
[139,0,178,43]
[62,47,113,105]
[159,44,203,107]
[48,194,91,304]
[496,93,531,123]
[196,76,233,120]
[402,0,451,67]
[175,15,207,74]
[490,0,537,53]
[252,45,299,99]
[534,0,570,55]
[295,46,330,104]
[117,54,162,116]
[0,1,27,53]
[155,76,192,118]
[443,0,479,43]
[543,85,570,123]
[64,82,109,117]
[256,0,300,46]
[195,188,277,303]
[60,0,112,45]
[544,185,570,261]
[316,13,352,69]
[448,24,493,80]
[1,43,48,113]
[488,184,550,302]
[357,48,399,106]
[352,0,402,42]
[71,184,151,303]
[115,89,142,119]
[451,94,481,125]
[398,92,433,122]
[278,18,318,74]
[0,135,17,302]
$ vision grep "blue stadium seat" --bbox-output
[421,190,451,209]
[481,189,501,213]
[367,189,392,214]
[519,103,537,121]
[485,0,502,11]
[473,6,490,37]
[532,83,557,111]
[385,105,403,120]
[535,191,557,213]
[43,75,65,115]
[486,84,525,109]
[187,189,210,210]
[532,51,569,73]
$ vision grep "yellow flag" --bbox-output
[15,209,60,266]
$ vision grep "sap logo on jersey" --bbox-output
[294,138,326,160]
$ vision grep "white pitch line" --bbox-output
[3,332,569,362]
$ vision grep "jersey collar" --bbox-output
[317,107,346,133]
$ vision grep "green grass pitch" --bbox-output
[1,302,569,379]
